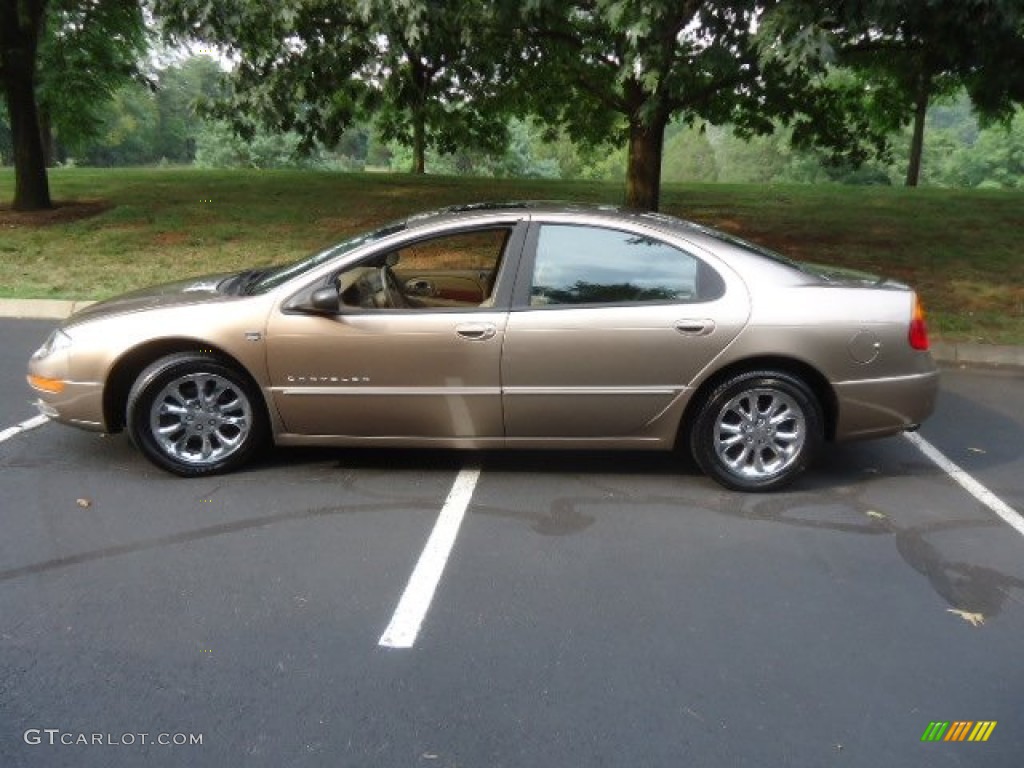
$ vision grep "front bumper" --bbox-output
[27,377,106,431]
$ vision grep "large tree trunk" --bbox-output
[1,0,52,210]
[38,104,56,167]
[624,115,667,212]
[411,104,426,174]
[905,73,930,188]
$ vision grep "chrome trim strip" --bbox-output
[503,386,685,396]
[275,386,500,397]
[274,385,686,397]
[833,370,940,387]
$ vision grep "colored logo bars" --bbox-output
[921,721,997,742]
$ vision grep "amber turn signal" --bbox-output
[27,374,66,393]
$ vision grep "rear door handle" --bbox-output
[674,319,715,336]
[455,322,497,341]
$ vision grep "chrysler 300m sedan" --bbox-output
[27,203,939,491]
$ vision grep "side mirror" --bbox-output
[307,286,341,313]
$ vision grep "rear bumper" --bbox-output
[833,369,940,441]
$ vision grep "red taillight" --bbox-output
[909,294,929,351]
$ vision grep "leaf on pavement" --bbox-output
[947,608,984,627]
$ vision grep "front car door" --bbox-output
[501,217,750,445]
[266,222,526,443]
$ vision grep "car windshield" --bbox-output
[243,221,408,295]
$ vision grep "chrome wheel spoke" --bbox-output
[713,386,806,481]
[719,433,746,448]
[724,445,752,469]
[149,371,253,466]
[752,449,768,475]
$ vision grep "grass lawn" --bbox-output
[1,166,1021,343]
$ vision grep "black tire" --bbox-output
[690,370,823,492]
[126,352,267,477]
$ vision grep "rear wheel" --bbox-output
[126,353,266,477]
[690,370,823,492]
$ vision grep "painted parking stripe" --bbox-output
[0,414,50,444]
[379,467,481,649]
[904,431,1024,538]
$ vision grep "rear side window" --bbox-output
[530,224,724,306]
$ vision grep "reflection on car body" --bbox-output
[27,202,939,491]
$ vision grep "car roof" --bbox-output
[393,201,816,287]
[402,200,689,229]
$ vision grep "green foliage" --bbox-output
[152,55,224,162]
[79,83,159,166]
[765,0,1024,182]
[72,55,225,166]
[194,120,303,169]
[661,125,718,183]
[154,0,513,172]
[194,119,368,171]
[36,0,150,152]
[520,0,770,144]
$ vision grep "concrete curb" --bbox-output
[0,298,96,319]
[929,341,1024,370]
[1,298,1021,370]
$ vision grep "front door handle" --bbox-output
[674,319,715,336]
[455,322,497,341]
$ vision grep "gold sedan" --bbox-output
[27,203,939,491]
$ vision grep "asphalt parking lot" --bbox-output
[2,317,1023,768]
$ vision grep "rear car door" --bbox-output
[501,220,749,440]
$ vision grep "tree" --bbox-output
[152,55,223,162]
[763,0,1024,186]
[1,0,51,209]
[1,0,148,209]
[154,0,512,173]
[36,0,149,165]
[516,0,865,211]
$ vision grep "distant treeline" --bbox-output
[1,56,1021,189]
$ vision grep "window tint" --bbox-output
[397,229,507,272]
[530,225,720,306]
[336,228,511,310]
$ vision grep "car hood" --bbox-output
[64,272,236,327]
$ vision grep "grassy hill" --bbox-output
[1,167,1021,343]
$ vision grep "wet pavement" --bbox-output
[2,318,1023,767]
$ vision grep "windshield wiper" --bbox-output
[223,268,275,296]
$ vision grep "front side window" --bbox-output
[335,228,511,310]
[530,224,722,306]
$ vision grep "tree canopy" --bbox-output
[4,1,1024,211]
[764,0,1024,185]
[154,0,513,174]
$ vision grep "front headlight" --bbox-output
[31,328,73,361]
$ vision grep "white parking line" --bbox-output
[0,414,50,444]
[904,431,1024,538]
[379,467,481,649]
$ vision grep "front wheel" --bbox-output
[690,370,823,492]
[126,353,266,477]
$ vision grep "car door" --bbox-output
[501,220,749,440]
[265,223,525,440]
